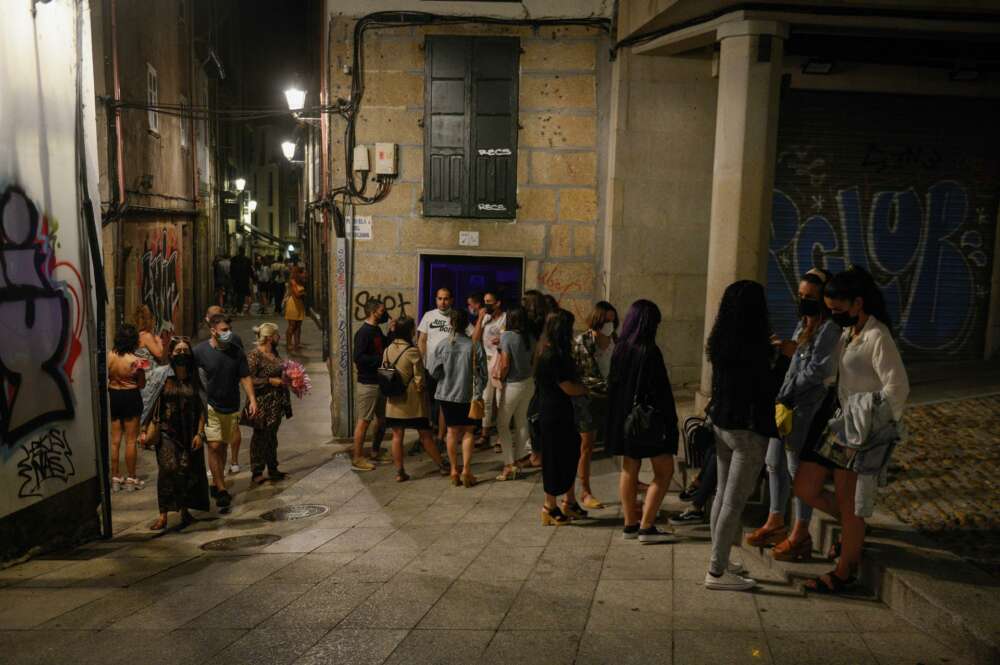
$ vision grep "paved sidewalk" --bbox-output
[1,324,975,665]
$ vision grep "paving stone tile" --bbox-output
[435,522,503,549]
[845,606,920,633]
[532,545,606,580]
[758,608,855,633]
[338,577,451,629]
[860,630,975,665]
[0,559,92,588]
[261,528,348,553]
[211,627,329,665]
[262,580,381,629]
[458,499,525,524]
[492,520,556,548]
[39,586,169,629]
[673,578,757,613]
[136,554,303,588]
[313,527,396,553]
[382,628,494,665]
[264,552,361,584]
[105,584,246,630]
[576,630,673,665]
[482,630,581,665]
[0,629,95,665]
[587,579,672,631]
[376,524,452,550]
[460,545,544,582]
[328,547,421,582]
[187,582,315,629]
[72,627,246,664]
[500,578,597,630]
[767,630,877,665]
[547,523,615,550]
[399,545,481,581]
[672,630,772,665]
[600,542,673,580]
[672,610,762,632]
[14,556,192,588]
[419,578,522,630]
[293,628,408,665]
[0,588,115,628]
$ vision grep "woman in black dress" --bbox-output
[605,300,679,543]
[535,309,589,525]
[148,337,210,530]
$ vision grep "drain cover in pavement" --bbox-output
[201,534,282,551]
[259,504,330,522]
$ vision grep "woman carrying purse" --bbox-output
[244,323,292,484]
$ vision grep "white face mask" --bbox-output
[600,322,615,337]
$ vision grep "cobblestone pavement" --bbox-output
[0,318,974,665]
[883,395,1000,576]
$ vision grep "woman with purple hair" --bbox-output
[605,299,680,543]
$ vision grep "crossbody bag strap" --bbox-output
[631,348,647,408]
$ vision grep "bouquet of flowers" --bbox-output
[282,359,312,398]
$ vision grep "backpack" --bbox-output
[683,415,715,469]
[378,344,411,397]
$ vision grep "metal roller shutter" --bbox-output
[768,90,1000,361]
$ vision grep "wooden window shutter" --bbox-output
[470,38,518,219]
[424,37,470,217]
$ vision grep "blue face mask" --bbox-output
[217,330,233,345]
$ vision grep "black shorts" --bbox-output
[440,401,479,428]
[386,417,432,431]
[109,388,142,422]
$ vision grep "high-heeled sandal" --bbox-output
[461,472,477,488]
[495,466,520,481]
[580,495,605,510]
[450,473,462,487]
[541,506,570,526]
[561,501,589,520]
[395,469,410,483]
[772,536,813,562]
[150,515,168,531]
[746,524,788,548]
[804,569,856,595]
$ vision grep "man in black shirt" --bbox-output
[351,298,388,471]
[229,247,252,315]
[193,314,257,509]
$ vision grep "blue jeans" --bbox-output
[765,437,813,524]
[709,427,767,576]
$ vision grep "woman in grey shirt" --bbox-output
[493,307,536,481]
[432,308,487,487]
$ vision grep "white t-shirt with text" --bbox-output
[418,309,454,371]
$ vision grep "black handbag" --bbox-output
[377,344,411,397]
[624,351,666,447]
[682,415,715,469]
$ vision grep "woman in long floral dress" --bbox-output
[246,322,292,483]
[148,337,209,530]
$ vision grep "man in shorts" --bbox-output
[198,305,246,475]
[352,298,387,471]
[417,287,455,448]
[193,313,257,509]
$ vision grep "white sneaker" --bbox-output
[727,560,748,576]
[229,464,241,475]
[124,477,145,491]
[704,570,756,591]
[111,477,123,492]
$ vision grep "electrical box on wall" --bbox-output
[375,142,397,175]
[353,145,370,172]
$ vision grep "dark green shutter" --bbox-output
[424,36,518,219]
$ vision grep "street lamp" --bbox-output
[234,177,246,192]
[248,199,257,213]
[281,140,297,161]
[284,87,306,112]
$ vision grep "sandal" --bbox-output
[150,515,168,531]
[580,495,605,510]
[805,570,856,595]
[461,472,477,488]
[772,536,813,562]
[493,443,502,454]
[251,474,267,485]
[746,524,788,548]
[395,469,410,483]
[495,466,520,482]
[438,461,451,476]
[180,510,194,527]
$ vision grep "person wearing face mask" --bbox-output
[417,287,455,449]
[473,290,505,451]
[466,292,484,327]
[192,314,257,510]
[572,301,619,509]
[244,323,292,483]
[745,269,840,561]
[199,306,245,475]
[147,337,210,530]
[352,298,389,472]
[794,266,909,594]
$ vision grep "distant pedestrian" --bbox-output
[703,280,778,591]
[351,298,388,472]
[216,254,231,309]
[147,337,209,530]
[534,308,589,525]
[193,313,258,511]
[572,300,619,510]
[383,315,449,481]
[256,256,272,312]
[417,287,456,448]
[270,255,287,313]
[605,300,678,542]
[493,306,535,481]
[432,308,487,487]
[284,266,306,353]
[245,323,291,484]
[229,247,252,315]
[108,324,146,492]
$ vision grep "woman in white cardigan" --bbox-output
[794,266,909,594]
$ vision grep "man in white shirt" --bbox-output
[474,290,505,449]
[417,287,455,446]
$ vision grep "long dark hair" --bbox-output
[113,324,139,355]
[824,266,893,331]
[535,308,575,370]
[611,299,661,367]
[504,306,533,348]
[706,280,771,365]
[522,289,549,339]
[167,337,204,395]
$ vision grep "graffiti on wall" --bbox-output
[0,186,85,446]
[769,147,995,357]
[353,290,412,321]
[139,228,180,333]
[17,428,75,498]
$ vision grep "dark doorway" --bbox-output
[418,254,523,317]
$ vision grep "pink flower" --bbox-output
[281,360,312,398]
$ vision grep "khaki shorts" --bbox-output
[205,405,240,443]
[356,383,386,422]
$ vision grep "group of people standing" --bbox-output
[213,249,306,330]
[106,300,303,531]
[351,264,908,595]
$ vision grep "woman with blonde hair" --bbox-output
[244,322,292,483]
[284,266,307,353]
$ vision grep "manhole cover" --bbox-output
[259,504,329,522]
[201,534,282,551]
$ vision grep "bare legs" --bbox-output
[445,425,475,482]
[229,426,242,471]
[794,461,865,584]
[206,441,228,492]
[353,417,378,463]
[620,454,673,528]
[391,428,444,473]
[122,417,139,478]
[578,430,600,505]
[110,419,122,478]
[285,320,302,353]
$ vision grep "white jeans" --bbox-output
[482,353,501,428]
[496,378,535,466]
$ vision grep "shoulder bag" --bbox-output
[624,350,666,447]
[468,342,485,419]
[378,344,412,397]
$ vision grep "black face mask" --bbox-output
[798,298,823,318]
[378,311,389,325]
[831,311,859,328]
[171,353,193,369]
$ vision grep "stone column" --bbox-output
[698,20,788,404]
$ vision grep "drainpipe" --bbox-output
[110,0,126,327]
[188,1,199,335]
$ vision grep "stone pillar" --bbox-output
[698,20,788,404]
